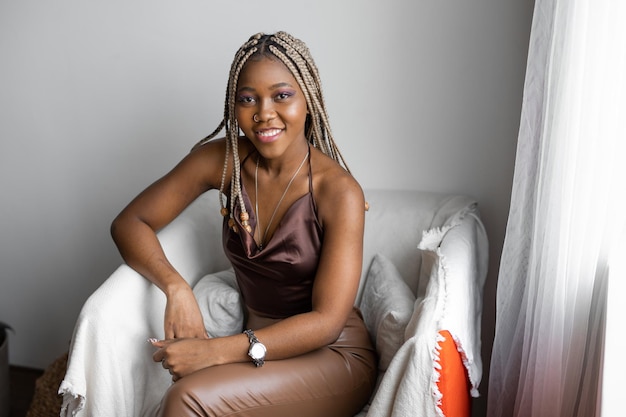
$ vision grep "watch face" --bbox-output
[250,342,266,360]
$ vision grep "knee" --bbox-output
[157,380,203,417]
[158,375,231,417]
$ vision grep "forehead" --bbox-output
[237,57,300,90]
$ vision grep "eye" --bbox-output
[237,95,256,105]
[275,91,294,101]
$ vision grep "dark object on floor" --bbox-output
[25,353,67,417]
[1,322,14,417]
[9,366,42,417]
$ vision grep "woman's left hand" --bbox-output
[150,338,214,381]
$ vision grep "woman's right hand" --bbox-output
[163,283,208,340]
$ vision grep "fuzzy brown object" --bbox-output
[26,352,68,417]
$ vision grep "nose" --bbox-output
[256,98,276,122]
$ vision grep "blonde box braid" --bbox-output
[193,32,355,232]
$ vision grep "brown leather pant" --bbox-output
[156,308,377,417]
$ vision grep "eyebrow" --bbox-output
[237,82,295,92]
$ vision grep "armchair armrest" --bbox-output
[156,190,230,287]
[60,190,229,416]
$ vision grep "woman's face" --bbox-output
[235,57,308,159]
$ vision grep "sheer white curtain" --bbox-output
[487,0,626,416]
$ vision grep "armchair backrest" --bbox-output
[156,189,478,302]
[359,189,477,302]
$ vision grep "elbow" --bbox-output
[326,328,343,345]
[110,213,127,246]
[325,326,345,346]
[110,217,121,246]
[311,306,355,346]
[320,314,349,346]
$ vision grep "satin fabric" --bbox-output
[223,153,322,318]
[157,309,376,417]
[157,151,377,416]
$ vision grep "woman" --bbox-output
[111,31,377,416]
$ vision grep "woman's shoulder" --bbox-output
[188,136,255,162]
[183,136,255,186]
[311,147,364,213]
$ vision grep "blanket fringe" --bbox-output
[418,225,453,251]
[432,331,446,417]
[451,333,481,398]
[58,380,85,417]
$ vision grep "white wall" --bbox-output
[0,0,534,412]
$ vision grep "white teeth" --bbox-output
[257,129,281,137]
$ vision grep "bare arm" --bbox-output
[111,140,228,339]
[152,163,366,378]
[253,172,366,356]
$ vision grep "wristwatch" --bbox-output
[243,329,266,367]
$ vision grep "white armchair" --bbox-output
[59,189,488,417]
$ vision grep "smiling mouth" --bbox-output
[256,128,283,137]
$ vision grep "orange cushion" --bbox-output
[436,330,471,417]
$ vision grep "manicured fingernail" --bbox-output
[147,338,158,343]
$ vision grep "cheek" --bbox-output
[285,102,308,123]
[235,107,251,127]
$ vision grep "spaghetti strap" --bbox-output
[306,145,318,214]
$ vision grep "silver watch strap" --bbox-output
[243,329,258,344]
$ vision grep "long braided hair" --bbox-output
[194,31,353,232]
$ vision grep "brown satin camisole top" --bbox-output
[222,150,323,319]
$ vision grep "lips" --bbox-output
[255,128,283,143]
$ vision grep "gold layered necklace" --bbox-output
[254,150,309,249]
